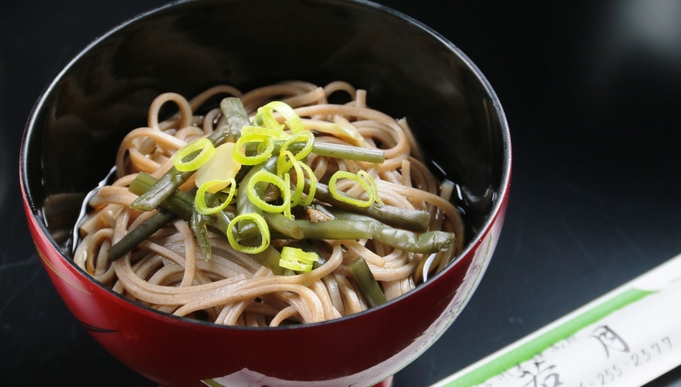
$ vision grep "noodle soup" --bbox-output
[20,1,510,386]
[74,81,464,326]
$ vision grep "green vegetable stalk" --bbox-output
[245,140,385,164]
[347,257,387,308]
[107,210,177,260]
[130,97,249,212]
[306,180,432,233]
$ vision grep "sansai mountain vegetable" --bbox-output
[108,97,454,276]
[73,81,466,327]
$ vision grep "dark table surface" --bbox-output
[2,1,681,386]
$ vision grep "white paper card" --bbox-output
[432,254,681,387]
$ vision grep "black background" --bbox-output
[2,1,681,386]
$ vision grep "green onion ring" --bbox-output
[195,178,236,215]
[279,259,312,272]
[253,105,284,133]
[299,162,317,206]
[357,170,384,205]
[246,170,291,214]
[277,130,314,174]
[328,170,374,208]
[279,151,305,206]
[233,133,275,165]
[279,246,318,272]
[256,101,305,134]
[172,138,215,172]
[226,213,270,254]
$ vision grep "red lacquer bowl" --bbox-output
[19,1,511,386]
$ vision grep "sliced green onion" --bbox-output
[279,260,310,272]
[357,170,383,205]
[277,130,314,174]
[233,133,274,165]
[195,178,236,215]
[280,260,311,272]
[280,151,317,207]
[226,213,270,254]
[282,172,293,219]
[328,170,374,208]
[299,162,317,206]
[277,150,305,206]
[172,138,215,172]
[246,170,291,214]
[253,105,284,133]
[282,130,314,160]
[254,101,305,134]
[236,157,277,243]
[279,246,318,272]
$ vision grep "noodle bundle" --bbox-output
[74,80,464,327]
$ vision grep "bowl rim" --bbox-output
[19,0,512,332]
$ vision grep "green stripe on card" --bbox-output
[441,288,655,387]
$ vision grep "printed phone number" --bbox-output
[573,336,673,387]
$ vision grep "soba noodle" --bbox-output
[74,80,464,326]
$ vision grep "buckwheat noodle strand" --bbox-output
[74,80,464,326]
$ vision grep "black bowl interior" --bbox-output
[22,0,509,260]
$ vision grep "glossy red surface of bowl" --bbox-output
[19,0,511,386]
